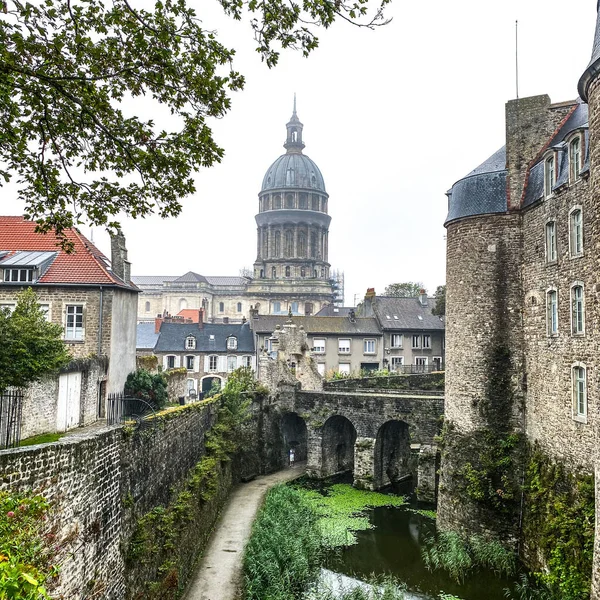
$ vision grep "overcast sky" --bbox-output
[3,0,598,304]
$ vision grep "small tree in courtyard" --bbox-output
[124,369,168,409]
[0,288,71,394]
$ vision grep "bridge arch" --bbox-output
[373,419,411,489]
[321,415,357,478]
[281,412,308,464]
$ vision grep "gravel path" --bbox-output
[183,466,305,600]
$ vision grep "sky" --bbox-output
[2,0,598,305]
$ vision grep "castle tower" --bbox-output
[248,99,334,315]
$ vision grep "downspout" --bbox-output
[98,286,104,356]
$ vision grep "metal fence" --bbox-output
[107,393,156,429]
[0,388,23,449]
[389,364,444,374]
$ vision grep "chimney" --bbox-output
[419,289,428,307]
[362,288,376,317]
[223,316,229,324]
[198,308,205,328]
[110,229,131,285]
[249,305,259,319]
[155,314,164,334]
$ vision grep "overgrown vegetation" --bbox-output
[0,288,71,394]
[124,369,168,409]
[422,531,516,584]
[522,446,594,600]
[19,433,62,447]
[0,491,56,600]
[244,485,323,600]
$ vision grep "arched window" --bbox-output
[298,232,306,257]
[227,336,238,350]
[274,195,282,209]
[301,267,306,277]
[185,356,195,370]
[570,136,582,181]
[259,269,264,278]
[285,230,293,257]
[273,301,281,314]
[572,362,587,422]
[237,302,242,313]
[179,298,187,311]
[544,155,555,198]
[545,220,557,263]
[291,302,299,314]
[299,193,307,209]
[262,230,269,257]
[286,194,294,208]
[219,302,225,313]
[310,232,317,258]
[291,129,298,142]
[145,301,150,312]
[274,230,281,257]
[571,283,585,335]
[314,269,318,278]
[312,195,319,210]
[305,302,313,316]
[285,266,290,277]
[569,207,583,257]
[546,288,558,336]
[272,266,277,279]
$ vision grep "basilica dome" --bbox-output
[261,153,326,193]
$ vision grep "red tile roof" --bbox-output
[177,309,204,323]
[0,217,136,289]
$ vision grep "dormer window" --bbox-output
[544,155,555,198]
[227,336,237,350]
[4,268,34,282]
[569,135,582,182]
[185,335,196,350]
[1,250,57,283]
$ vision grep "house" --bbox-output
[150,317,255,398]
[250,312,383,377]
[0,217,138,437]
[359,288,445,372]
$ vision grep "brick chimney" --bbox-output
[419,289,428,307]
[110,229,131,285]
[155,314,164,334]
[362,288,376,317]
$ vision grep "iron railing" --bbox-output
[389,364,444,374]
[0,388,23,449]
[107,393,156,429]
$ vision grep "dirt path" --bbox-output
[183,466,305,600]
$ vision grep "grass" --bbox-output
[19,433,62,446]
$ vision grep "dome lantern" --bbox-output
[284,94,305,153]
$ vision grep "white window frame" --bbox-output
[569,206,583,258]
[0,303,16,314]
[166,355,176,369]
[338,363,351,375]
[208,355,218,372]
[545,220,557,263]
[227,336,238,350]
[313,338,326,353]
[415,357,428,372]
[572,362,587,423]
[390,356,404,371]
[569,135,582,183]
[544,154,555,198]
[186,336,196,350]
[317,362,326,376]
[237,302,242,313]
[186,355,195,370]
[3,268,34,283]
[411,334,421,349]
[363,338,376,354]
[242,356,252,369]
[227,355,237,372]
[338,338,351,354]
[546,287,558,336]
[390,334,403,348]
[433,356,443,370]
[422,334,431,349]
[37,302,51,322]
[570,282,585,335]
[64,303,85,341]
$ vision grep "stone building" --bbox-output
[133,102,336,322]
[0,217,138,437]
[439,7,600,594]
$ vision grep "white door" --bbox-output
[57,372,81,432]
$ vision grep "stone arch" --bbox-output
[201,375,222,397]
[321,415,357,477]
[281,412,308,464]
[373,420,411,489]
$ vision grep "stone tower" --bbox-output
[248,99,334,315]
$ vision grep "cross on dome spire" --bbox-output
[284,94,305,153]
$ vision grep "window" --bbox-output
[572,363,587,422]
[299,193,307,209]
[4,268,34,282]
[338,339,351,354]
[363,339,376,354]
[545,221,557,263]
[237,302,242,313]
[39,303,51,322]
[423,334,431,349]
[310,232,317,258]
[285,231,293,257]
[569,208,583,257]
[298,233,306,257]
[415,357,428,372]
[0,303,15,315]
[274,195,282,209]
[272,266,277,279]
[312,195,319,210]
[291,301,299,314]
[338,363,351,375]
[272,301,281,314]
[286,193,294,208]
[285,266,290,277]
[186,336,196,350]
[313,339,326,353]
[242,356,252,368]
[167,355,176,369]
[145,301,151,312]
[305,302,313,316]
[570,136,582,182]
[186,355,195,370]
[65,305,84,340]
[219,302,225,313]
[274,230,281,256]
[227,355,237,372]
[317,363,326,376]
[544,155,555,198]
[547,289,558,335]
[411,334,421,349]
[179,298,187,311]
[571,284,584,335]
[227,337,238,350]
[391,356,404,371]
[209,355,218,372]
[390,334,402,348]
[301,267,306,277]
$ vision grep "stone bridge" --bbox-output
[271,388,444,502]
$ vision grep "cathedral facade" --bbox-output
[134,104,337,322]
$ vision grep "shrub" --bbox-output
[124,369,168,409]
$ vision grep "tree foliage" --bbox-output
[0,0,390,245]
[432,284,446,316]
[384,282,424,297]
[0,288,71,393]
[124,368,168,409]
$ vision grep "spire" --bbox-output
[284,94,305,153]
[578,2,600,101]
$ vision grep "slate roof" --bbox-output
[174,271,208,283]
[204,276,249,286]
[130,274,248,288]
[251,315,381,336]
[579,5,600,101]
[0,216,136,289]
[445,147,507,225]
[136,322,160,350]
[154,322,255,353]
[315,306,355,317]
[372,297,445,331]
[131,275,177,287]
[261,153,327,193]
